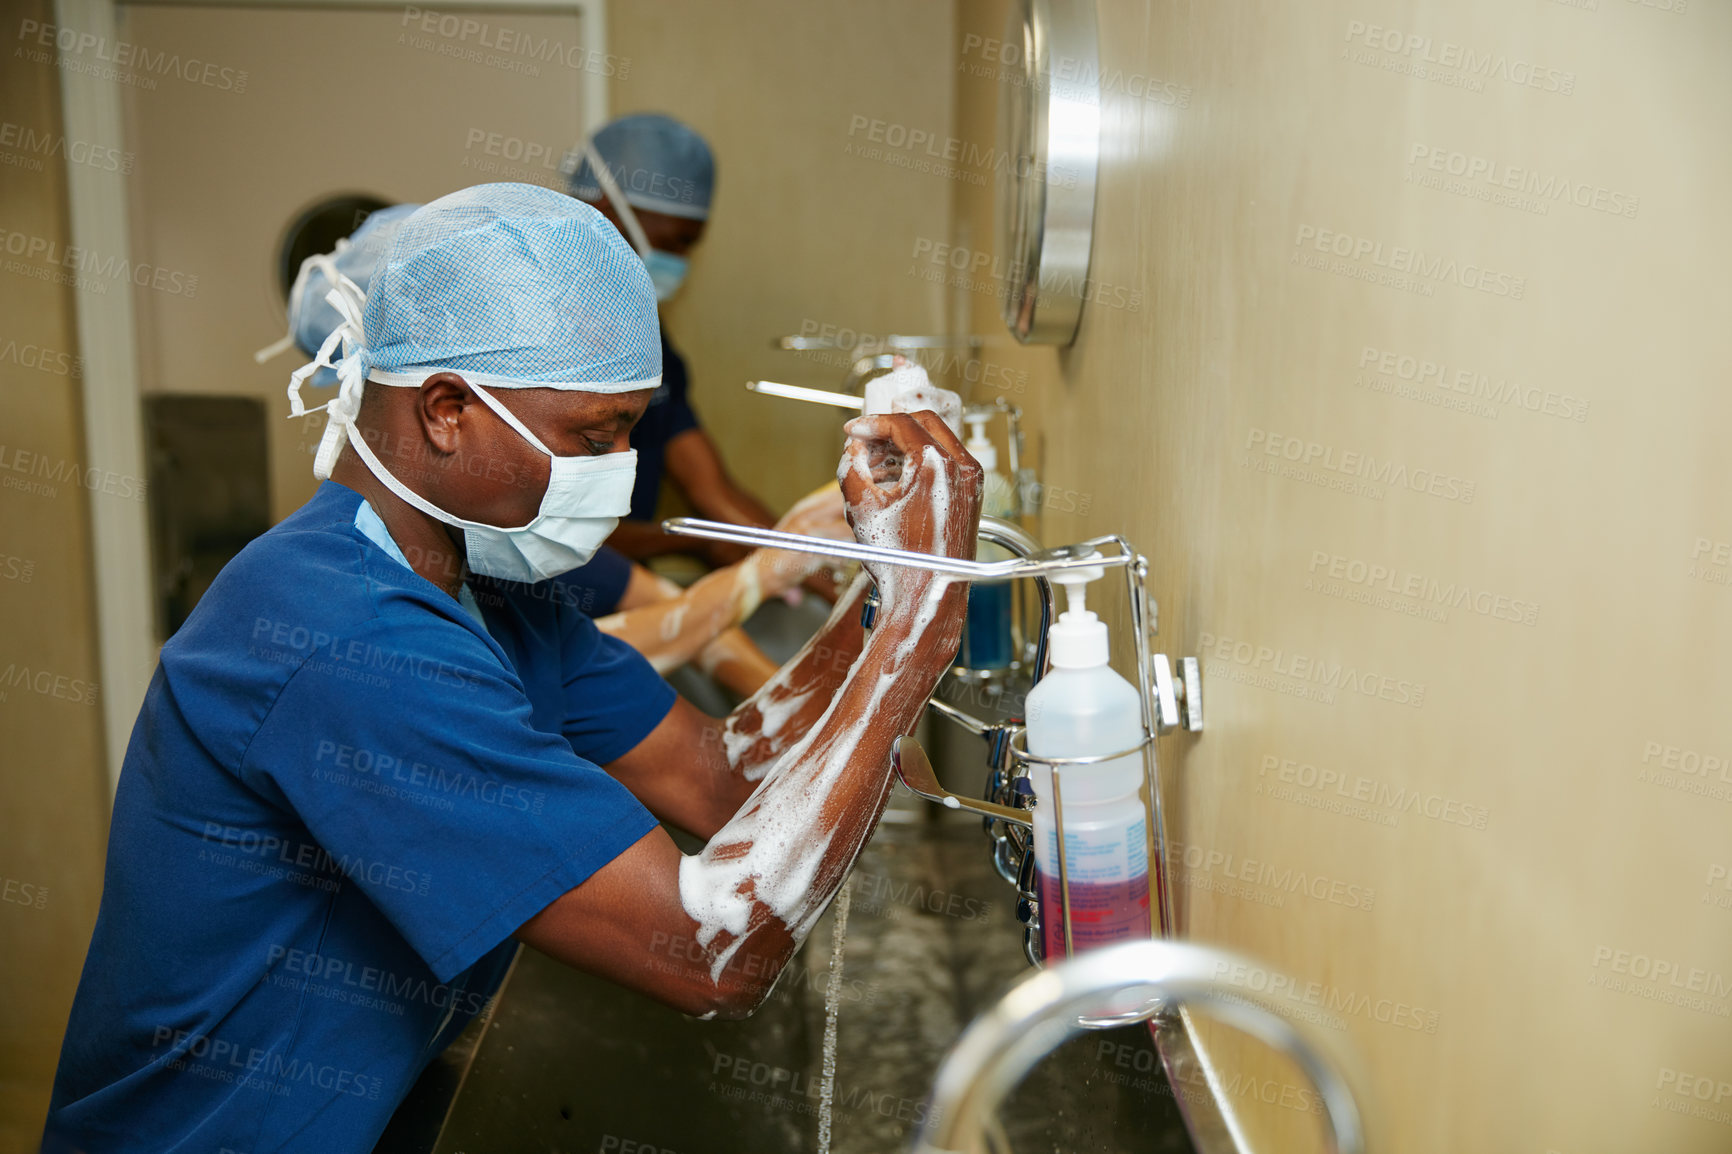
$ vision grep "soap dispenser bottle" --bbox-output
[1024,558,1152,959]
[958,414,1019,671]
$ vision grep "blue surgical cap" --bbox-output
[288,203,418,387]
[568,113,715,220]
[288,183,662,480]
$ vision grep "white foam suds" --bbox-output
[678,681,872,981]
[718,571,870,778]
[679,579,950,982]
[735,556,765,621]
[723,686,814,776]
[678,435,968,989]
[848,443,957,671]
[862,363,962,436]
[657,602,688,643]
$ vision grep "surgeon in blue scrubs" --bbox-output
[42,183,981,1154]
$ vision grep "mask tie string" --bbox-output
[584,142,654,260]
[254,237,352,365]
[287,253,372,482]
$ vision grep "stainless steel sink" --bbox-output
[374,802,1196,1154]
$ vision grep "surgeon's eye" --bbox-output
[584,437,615,456]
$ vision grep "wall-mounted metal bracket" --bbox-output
[1180,656,1203,732]
[1150,655,1205,734]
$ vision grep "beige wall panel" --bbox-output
[609,0,956,513]
[0,0,122,1145]
[119,4,594,523]
[955,0,1729,1150]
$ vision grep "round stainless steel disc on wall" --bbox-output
[999,0,1101,346]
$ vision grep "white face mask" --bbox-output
[339,382,636,584]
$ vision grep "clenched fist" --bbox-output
[837,412,984,587]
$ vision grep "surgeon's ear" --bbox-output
[417,372,475,455]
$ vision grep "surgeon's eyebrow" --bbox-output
[592,396,648,431]
[556,397,647,443]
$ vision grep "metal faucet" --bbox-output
[912,940,1371,1154]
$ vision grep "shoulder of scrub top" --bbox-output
[158,486,518,773]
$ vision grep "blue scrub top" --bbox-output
[553,543,634,618]
[44,480,675,1154]
[626,332,700,522]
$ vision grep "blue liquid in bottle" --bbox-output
[958,581,1013,670]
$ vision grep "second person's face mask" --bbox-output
[641,249,689,301]
[342,382,636,583]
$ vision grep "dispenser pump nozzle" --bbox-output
[1058,578,1088,617]
[964,413,997,473]
[1049,554,1109,668]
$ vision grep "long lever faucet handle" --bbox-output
[894,737,1032,828]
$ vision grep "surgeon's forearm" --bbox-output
[516,583,959,1019]
[596,560,757,674]
[676,573,965,1013]
[718,571,872,783]
[697,629,780,696]
[597,547,823,675]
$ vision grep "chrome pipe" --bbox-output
[1122,547,1177,940]
[744,380,864,410]
[912,940,1371,1154]
[775,334,989,352]
[925,696,989,737]
[660,518,1131,582]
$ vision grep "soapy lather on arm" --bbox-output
[513,412,982,1018]
[675,411,982,993]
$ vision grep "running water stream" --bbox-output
[815,883,852,1154]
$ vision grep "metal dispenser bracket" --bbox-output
[662,515,1204,971]
[1151,654,1204,734]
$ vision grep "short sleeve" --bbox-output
[241,610,659,983]
[557,607,677,764]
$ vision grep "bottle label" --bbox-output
[1036,818,1152,959]
[1038,870,1152,960]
